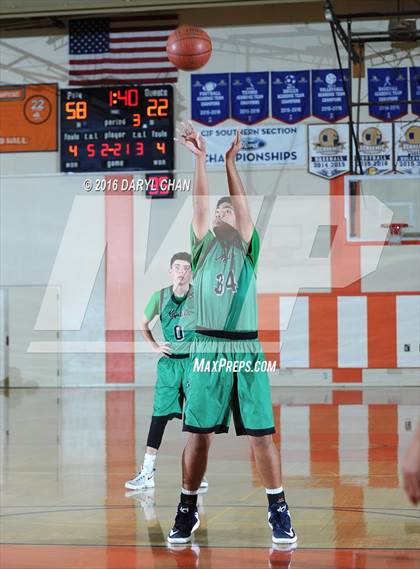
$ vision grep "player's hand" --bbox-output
[225,128,242,162]
[154,342,172,358]
[402,428,420,505]
[175,120,206,158]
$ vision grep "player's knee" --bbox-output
[248,434,273,450]
[189,433,212,452]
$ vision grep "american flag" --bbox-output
[69,15,178,86]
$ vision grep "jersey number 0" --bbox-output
[174,325,184,341]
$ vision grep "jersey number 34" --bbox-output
[214,270,238,295]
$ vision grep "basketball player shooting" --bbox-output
[167,121,297,545]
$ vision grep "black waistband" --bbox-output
[168,353,189,359]
[196,327,258,340]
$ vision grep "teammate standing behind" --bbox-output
[125,252,208,491]
[167,123,297,545]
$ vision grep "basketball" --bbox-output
[166,25,212,71]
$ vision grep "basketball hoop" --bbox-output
[381,223,409,245]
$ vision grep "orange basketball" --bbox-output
[166,25,212,71]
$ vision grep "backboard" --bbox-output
[344,175,420,245]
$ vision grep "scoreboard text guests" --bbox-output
[60,85,174,172]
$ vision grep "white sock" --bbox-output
[181,487,199,496]
[266,486,284,495]
[143,452,156,473]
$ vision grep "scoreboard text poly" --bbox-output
[60,85,174,172]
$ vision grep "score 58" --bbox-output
[65,100,88,120]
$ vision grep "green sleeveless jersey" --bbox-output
[144,285,195,354]
[190,225,260,332]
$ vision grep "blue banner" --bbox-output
[271,71,310,124]
[230,72,269,125]
[191,73,230,126]
[311,69,349,122]
[410,66,420,116]
[368,67,408,121]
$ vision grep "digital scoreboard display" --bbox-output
[145,173,174,199]
[60,85,174,172]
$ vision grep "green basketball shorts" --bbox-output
[153,355,190,419]
[183,333,275,436]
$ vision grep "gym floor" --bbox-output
[0,385,419,568]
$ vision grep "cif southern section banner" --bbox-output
[311,69,349,122]
[0,83,58,152]
[191,73,230,126]
[271,71,310,124]
[198,124,305,169]
[308,123,349,179]
[410,67,420,116]
[230,72,269,125]
[394,121,420,175]
[367,68,408,121]
[354,123,393,175]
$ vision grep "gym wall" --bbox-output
[0,13,419,386]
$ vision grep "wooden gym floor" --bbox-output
[0,385,419,569]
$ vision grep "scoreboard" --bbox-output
[60,85,174,172]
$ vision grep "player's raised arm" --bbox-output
[175,121,209,240]
[225,129,253,243]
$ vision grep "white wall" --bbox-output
[0,289,8,383]
[1,19,419,384]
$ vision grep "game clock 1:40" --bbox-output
[60,85,174,172]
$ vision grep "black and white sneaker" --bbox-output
[124,466,155,490]
[167,503,200,544]
[268,502,297,544]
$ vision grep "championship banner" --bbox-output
[271,71,310,124]
[311,69,349,122]
[0,83,57,152]
[410,66,420,116]
[354,123,393,175]
[308,123,349,179]
[395,121,420,175]
[198,124,305,170]
[230,72,269,125]
[191,73,230,126]
[368,68,408,121]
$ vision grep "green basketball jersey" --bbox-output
[144,285,195,354]
[190,224,260,332]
